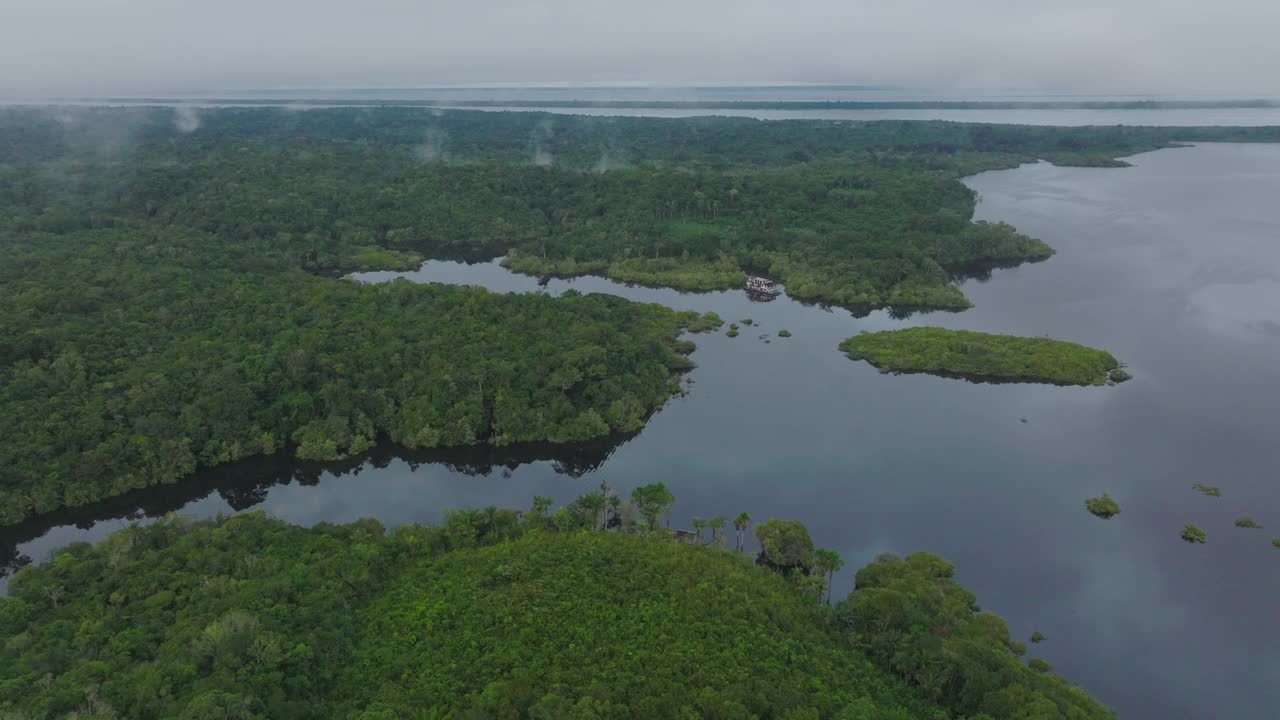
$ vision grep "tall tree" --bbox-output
[691,517,707,544]
[813,548,845,605]
[576,492,606,531]
[709,515,726,548]
[630,483,675,532]
[754,519,814,575]
[531,496,553,519]
[598,479,622,528]
[733,512,752,552]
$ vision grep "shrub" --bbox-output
[1181,524,1207,543]
[1106,367,1132,384]
[1085,494,1120,519]
[686,311,724,333]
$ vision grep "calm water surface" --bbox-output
[5,143,1279,719]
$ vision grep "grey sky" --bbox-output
[2,0,1276,97]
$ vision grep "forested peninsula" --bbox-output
[0,488,1115,720]
[1,106,1269,524]
[841,328,1128,386]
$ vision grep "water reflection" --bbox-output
[947,255,1054,284]
[0,432,637,583]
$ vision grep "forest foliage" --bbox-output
[840,327,1127,386]
[0,223,708,524]
[0,490,1116,720]
[7,107,1270,311]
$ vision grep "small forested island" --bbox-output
[1193,483,1223,497]
[841,327,1129,386]
[0,489,1117,719]
[1181,524,1208,543]
[1086,494,1122,519]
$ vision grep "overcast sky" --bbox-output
[2,0,1276,98]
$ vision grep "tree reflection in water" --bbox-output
[0,431,638,582]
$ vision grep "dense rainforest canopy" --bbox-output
[840,328,1127,386]
[1,106,1273,525]
[0,237,706,524]
[0,490,1114,719]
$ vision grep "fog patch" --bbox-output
[50,106,150,158]
[530,118,554,166]
[593,149,619,173]
[414,127,449,163]
[173,106,202,133]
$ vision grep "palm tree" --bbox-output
[598,479,620,527]
[479,506,500,537]
[531,496,553,519]
[691,517,707,544]
[803,574,826,605]
[576,492,606,531]
[733,512,752,552]
[813,548,845,605]
[709,516,726,548]
[445,508,482,546]
[606,495,621,528]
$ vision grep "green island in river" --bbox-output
[840,328,1129,386]
[0,488,1113,719]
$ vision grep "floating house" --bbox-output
[744,276,781,300]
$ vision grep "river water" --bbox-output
[4,143,1279,719]
[434,105,1280,127]
[11,99,1280,127]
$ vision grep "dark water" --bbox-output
[6,143,1279,719]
